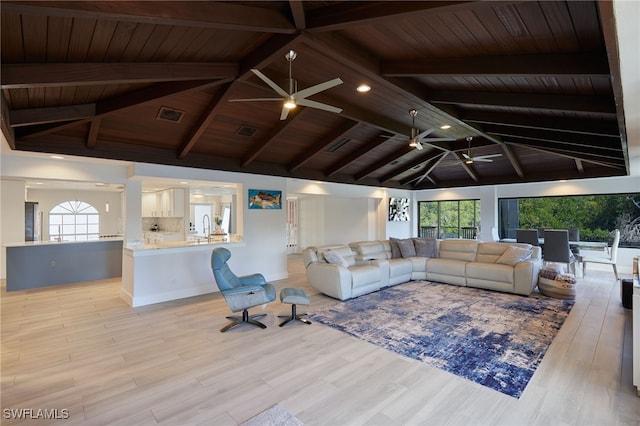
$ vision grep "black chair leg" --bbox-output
[278,304,311,327]
[220,310,267,332]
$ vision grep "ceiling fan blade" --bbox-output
[280,106,290,120]
[422,137,457,142]
[472,158,494,162]
[296,98,343,113]
[229,97,284,102]
[462,153,472,160]
[474,154,502,160]
[251,69,289,97]
[416,128,437,139]
[294,78,343,99]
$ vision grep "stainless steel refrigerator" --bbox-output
[25,201,41,241]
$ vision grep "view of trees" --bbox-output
[512,193,640,246]
[419,200,480,239]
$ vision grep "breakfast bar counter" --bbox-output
[4,238,123,291]
[121,236,245,307]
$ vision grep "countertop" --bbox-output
[4,237,124,248]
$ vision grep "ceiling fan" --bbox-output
[462,136,502,164]
[229,50,343,120]
[402,109,456,151]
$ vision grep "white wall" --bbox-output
[27,188,123,239]
[0,179,26,278]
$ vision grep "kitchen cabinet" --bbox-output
[142,188,185,217]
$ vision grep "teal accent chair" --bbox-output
[211,247,277,332]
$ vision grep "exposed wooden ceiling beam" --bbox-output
[381,53,610,77]
[1,1,296,33]
[242,108,307,167]
[178,83,233,160]
[1,63,238,89]
[1,94,16,149]
[288,1,306,29]
[485,125,623,152]
[354,146,413,181]
[86,118,100,149]
[306,1,505,32]
[430,90,617,114]
[506,140,626,168]
[288,120,358,172]
[462,110,620,137]
[325,133,390,177]
[379,150,444,184]
[10,104,95,127]
[17,79,231,139]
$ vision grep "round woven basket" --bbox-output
[538,276,576,300]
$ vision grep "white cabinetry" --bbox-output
[141,189,185,217]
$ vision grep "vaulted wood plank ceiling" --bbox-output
[0,1,629,189]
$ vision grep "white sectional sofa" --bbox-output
[301,238,542,301]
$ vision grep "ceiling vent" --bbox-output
[156,107,184,123]
[325,137,351,153]
[236,125,257,137]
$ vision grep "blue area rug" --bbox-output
[309,281,574,398]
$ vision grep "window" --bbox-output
[498,193,640,247]
[49,201,100,241]
[418,200,480,239]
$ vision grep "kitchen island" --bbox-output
[5,238,123,290]
[122,236,245,307]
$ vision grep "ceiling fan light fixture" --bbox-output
[283,98,297,109]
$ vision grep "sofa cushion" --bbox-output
[389,238,402,259]
[426,257,468,277]
[413,237,437,257]
[476,242,511,263]
[496,246,533,266]
[350,264,382,288]
[323,250,349,268]
[438,239,478,262]
[396,238,417,258]
[317,245,356,267]
[353,241,388,260]
[466,262,515,284]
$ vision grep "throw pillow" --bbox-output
[389,238,402,259]
[496,245,532,266]
[323,250,349,268]
[413,237,437,257]
[396,238,417,258]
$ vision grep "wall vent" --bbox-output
[325,137,351,152]
[156,107,184,123]
[236,125,257,137]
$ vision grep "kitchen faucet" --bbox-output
[203,214,211,242]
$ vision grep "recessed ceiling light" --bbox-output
[35,182,43,185]
[440,125,451,130]
[193,194,204,198]
[50,155,64,159]
[180,181,189,185]
[95,183,105,186]
[357,84,371,93]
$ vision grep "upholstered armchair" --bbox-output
[210,247,277,332]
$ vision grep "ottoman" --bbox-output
[279,288,311,327]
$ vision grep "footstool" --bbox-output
[279,288,311,327]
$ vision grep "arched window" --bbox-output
[49,201,100,241]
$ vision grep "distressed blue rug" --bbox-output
[309,281,574,398]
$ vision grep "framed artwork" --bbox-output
[248,189,282,209]
[389,197,410,221]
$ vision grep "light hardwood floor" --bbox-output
[1,255,638,425]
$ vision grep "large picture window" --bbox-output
[418,199,480,239]
[49,201,100,241]
[498,193,640,247]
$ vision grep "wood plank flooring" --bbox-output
[1,254,638,425]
